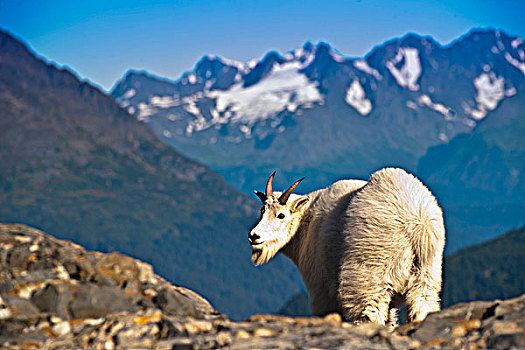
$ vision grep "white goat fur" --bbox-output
[249,168,445,325]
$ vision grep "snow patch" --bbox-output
[137,103,156,121]
[504,52,525,75]
[182,97,201,116]
[418,95,454,119]
[289,46,315,68]
[496,32,505,51]
[299,51,315,68]
[345,80,372,116]
[123,89,136,99]
[188,73,197,84]
[210,109,220,120]
[239,125,251,137]
[353,60,382,80]
[464,119,476,128]
[186,115,207,135]
[512,38,524,49]
[471,109,486,120]
[386,48,421,91]
[207,61,322,125]
[329,49,346,63]
[204,80,214,91]
[218,56,248,73]
[506,87,517,96]
[474,73,504,110]
[150,95,180,108]
[406,101,418,110]
[294,48,304,59]
[225,136,242,144]
[470,73,504,120]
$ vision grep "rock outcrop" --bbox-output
[1,223,524,349]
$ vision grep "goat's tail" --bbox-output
[398,170,445,268]
[407,198,445,268]
[370,167,445,267]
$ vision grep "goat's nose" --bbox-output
[248,232,260,243]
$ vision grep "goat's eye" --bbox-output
[277,213,285,219]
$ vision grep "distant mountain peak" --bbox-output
[315,40,345,62]
[110,27,524,190]
[301,40,315,51]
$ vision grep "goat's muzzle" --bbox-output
[248,232,261,246]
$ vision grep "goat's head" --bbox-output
[249,171,310,266]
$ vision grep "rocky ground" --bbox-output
[0,223,524,349]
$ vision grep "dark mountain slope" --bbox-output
[0,30,303,319]
[418,91,525,250]
[419,83,525,205]
[442,225,525,307]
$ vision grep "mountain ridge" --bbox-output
[111,27,525,252]
[111,27,523,181]
[0,29,304,320]
[111,27,520,94]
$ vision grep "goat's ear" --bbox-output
[254,191,267,203]
[291,196,309,213]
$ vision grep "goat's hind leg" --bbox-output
[340,285,392,325]
[405,266,441,322]
[361,290,391,325]
[339,262,393,325]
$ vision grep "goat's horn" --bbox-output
[266,171,276,197]
[279,177,305,205]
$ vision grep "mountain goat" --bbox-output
[249,168,445,325]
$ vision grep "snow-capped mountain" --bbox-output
[112,41,320,133]
[111,28,524,197]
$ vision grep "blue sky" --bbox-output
[1,0,523,91]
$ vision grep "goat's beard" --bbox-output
[252,237,289,266]
[251,239,282,266]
